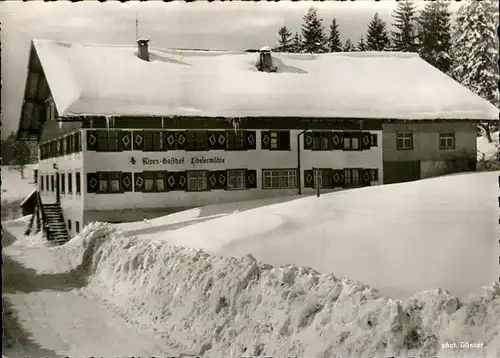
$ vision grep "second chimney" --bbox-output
[137,39,150,62]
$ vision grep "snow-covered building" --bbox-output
[16,39,497,237]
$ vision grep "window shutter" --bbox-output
[59,138,64,156]
[217,170,227,190]
[246,169,257,189]
[261,131,271,150]
[304,170,314,188]
[304,132,313,150]
[207,132,218,151]
[122,172,133,192]
[216,132,226,150]
[323,169,333,188]
[86,173,98,193]
[361,169,371,186]
[331,132,343,150]
[133,172,144,192]
[120,131,132,151]
[361,132,371,150]
[208,170,219,190]
[133,131,144,151]
[164,131,176,150]
[279,131,290,150]
[246,131,256,150]
[332,169,345,187]
[176,132,187,150]
[171,171,187,191]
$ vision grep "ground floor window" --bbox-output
[344,168,361,187]
[439,132,455,149]
[143,171,166,192]
[76,172,81,194]
[75,221,80,233]
[187,171,208,191]
[313,169,332,188]
[61,173,66,193]
[262,169,297,189]
[227,169,246,190]
[67,219,72,232]
[40,175,44,191]
[370,169,379,182]
[98,172,122,193]
[68,172,73,193]
[51,175,55,192]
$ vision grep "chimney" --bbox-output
[257,46,275,73]
[137,39,150,62]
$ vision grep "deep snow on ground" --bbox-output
[135,171,499,300]
[1,164,37,205]
[477,131,499,161]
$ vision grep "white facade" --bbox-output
[37,128,383,229]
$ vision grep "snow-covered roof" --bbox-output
[31,39,498,120]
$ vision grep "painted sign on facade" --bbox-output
[141,156,225,166]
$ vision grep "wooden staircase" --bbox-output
[42,203,70,243]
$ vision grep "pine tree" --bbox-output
[276,26,294,52]
[451,0,499,108]
[301,7,327,53]
[327,18,342,52]
[391,0,419,52]
[357,35,367,51]
[292,32,304,53]
[343,39,355,52]
[2,132,34,179]
[418,0,453,73]
[366,13,391,51]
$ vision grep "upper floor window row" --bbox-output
[86,130,291,152]
[303,131,377,151]
[396,132,456,151]
[40,132,82,160]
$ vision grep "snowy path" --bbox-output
[2,224,180,358]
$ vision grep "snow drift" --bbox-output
[62,222,500,358]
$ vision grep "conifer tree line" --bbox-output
[273,0,499,110]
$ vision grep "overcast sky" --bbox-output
[0,0,462,138]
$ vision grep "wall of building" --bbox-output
[38,135,84,237]
[81,129,383,212]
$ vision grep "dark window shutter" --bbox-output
[134,172,144,192]
[361,132,371,150]
[120,131,132,151]
[246,169,257,189]
[217,170,227,190]
[217,132,226,150]
[86,173,98,193]
[332,169,345,187]
[362,169,371,186]
[165,131,176,150]
[207,132,218,150]
[246,131,256,150]
[331,132,343,150]
[261,131,271,150]
[322,169,333,188]
[304,170,314,188]
[171,171,187,191]
[133,131,144,151]
[122,172,133,192]
[208,171,219,190]
[279,131,290,150]
[176,132,187,150]
[165,172,175,190]
[304,132,313,150]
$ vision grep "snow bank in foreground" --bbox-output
[62,222,500,358]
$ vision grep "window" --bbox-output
[370,169,379,182]
[98,172,122,193]
[226,131,246,150]
[187,171,208,191]
[66,135,72,154]
[262,169,297,189]
[144,131,165,151]
[143,171,166,192]
[46,176,50,192]
[68,172,73,193]
[40,175,44,191]
[67,220,72,232]
[313,169,332,188]
[397,132,413,150]
[227,169,247,190]
[51,175,55,192]
[75,221,80,233]
[60,173,65,193]
[439,132,455,149]
[186,131,208,151]
[371,134,378,147]
[344,168,361,187]
[97,131,119,151]
[312,132,331,151]
[75,172,81,194]
[270,131,290,151]
[74,132,81,152]
[344,132,361,150]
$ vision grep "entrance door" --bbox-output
[56,172,60,203]
[383,161,421,184]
